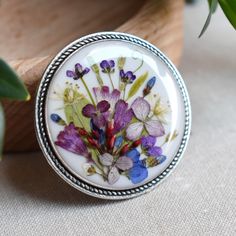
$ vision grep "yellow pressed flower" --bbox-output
[83,163,96,176]
[165,130,178,143]
[63,83,85,104]
[152,94,171,124]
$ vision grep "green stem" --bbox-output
[160,141,167,147]
[133,58,144,73]
[123,83,127,100]
[81,77,96,106]
[108,73,115,90]
[72,103,85,128]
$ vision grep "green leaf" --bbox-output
[127,72,148,100]
[90,149,103,170]
[208,0,218,12]
[0,103,5,159]
[0,59,30,100]
[199,0,218,38]
[64,98,91,131]
[219,0,236,29]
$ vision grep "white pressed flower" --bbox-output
[152,94,171,124]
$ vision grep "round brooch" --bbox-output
[35,32,191,199]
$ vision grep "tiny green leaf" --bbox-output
[0,103,5,159]
[64,98,91,132]
[127,72,148,100]
[199,0,218,38]
[0,59,30,100]
[219,0,236,29]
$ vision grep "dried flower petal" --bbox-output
[97,100,110,113]
[126,122,144,140]
[55,123,89,158]
[125,149,140,163]
[145,120,165,137]
[99,153,113,166]
[83,163,96,176]
[147,146,162,157]
[108,166,119,185]
[114,100,133,133]
[131,97,150,121]
[115,156,133,171]
[141,136,156,149]
[82,104,96,117]
[128,161,148,184]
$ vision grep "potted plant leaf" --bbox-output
[0,59,30,158]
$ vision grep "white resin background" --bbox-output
[45,40,186,190]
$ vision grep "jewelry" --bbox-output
[35,32,191,199]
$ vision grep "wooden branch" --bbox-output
[3,0,184,152]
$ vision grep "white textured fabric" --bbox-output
[1,2,236,235]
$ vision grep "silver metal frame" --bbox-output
[35,32,191,200]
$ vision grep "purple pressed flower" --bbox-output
[120,69,136,83]
[126,97,165,140]
[93,86,120,109]
[141,135,162,158]
[100,60,115,73]
[82,100,110,127]
[55,123,89,158]
[113,99,133,133]
[141,136,156,149]
[66,63,90,80]
[147,146,162,157]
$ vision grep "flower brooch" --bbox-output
[36,32,191,199]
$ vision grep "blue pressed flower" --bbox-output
[98,129,106,146]
[50,113,66,125]
[51,113,61,122]
[143,76,156,97]
[128,161,148,184]
[147,76,156,89]
[100,60,115,73]
[156,155,166,164]
[120,69,136,84]
[114,136,123,148]
[125,149,140,163]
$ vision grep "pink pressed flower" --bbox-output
[126,97,165,140]
[93,86,120,109]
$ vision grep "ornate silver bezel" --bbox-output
[35,32,191,200]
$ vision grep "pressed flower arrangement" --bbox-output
[49,54,179,186]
